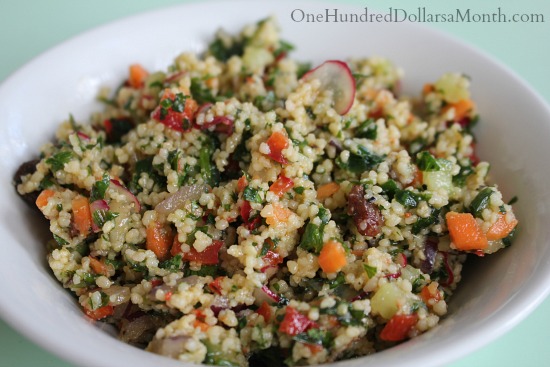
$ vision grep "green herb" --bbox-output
[46,151,73,171]
[203,340,241,367]
[74,242,89,256]
[208,38,245,62]
[56,204,63,212]
[293,186,305,194]
[299,222,324,254]
[92,210,119,228]
[148,80,164,88]
[328,272,345,289]
[199,135,220,187]
[508,196,518,205]
[502,227,517,248]
[452,162,474,187]
[39,176,55,190]
[171,93,187,113]
[159,254,182,272]
[273,40,294,58]
[53,234,69,246]
[336,145,383,174]
[104,258,122,270]
[90,173,110,202]
[356,119,377,140]
[318,207,330,224]
[411,274,426,293]
[412,208,441,235]
[394,189,428,208]
[416,151,441,171]
[363,264,377,278]
[129,156,167,193]
[380,179,398,200]
[100,291,110,308]
[260,242,270,257]
[294,329,333,348]
[296,62,311,79]
[469,187,494,218]
[191,77,217,104]
[243,186,262,203]
[185,265,219,277]
[352,72,369,84]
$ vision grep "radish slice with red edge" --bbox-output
[301,60,356,115]
[110,179,141,212]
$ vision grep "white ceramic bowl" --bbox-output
[1,1,550,366]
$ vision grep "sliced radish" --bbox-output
[110,179,141,212]
[301,60,356,115]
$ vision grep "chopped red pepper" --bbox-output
[172,239,224,265]
[237,175,248,193]
[84,305,114,321]
[380,314,418,342]
[151,90,198,132]
[209,276,225,295]
[240,200,252,223]
[256,301,272,322]
[261,250,283,272]
[165,291,173,301]
[269,174,294,197]
[265,131,289,165]
[278,306,318,336]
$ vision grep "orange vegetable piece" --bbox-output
[445,212,488,250]
[265,204,292,226]
[146,221,174,261]
[316,182,340,200]
[380,314,418,342]
[128,64,149,88]
[256,301,272,322]
[444,99,474,121]
[36,189,55,209]
[237,175,248,193]
[89,257,109,276]
[84,305,114,321]
[422,83,434,95]
[486,213,518,241]
[71,196,92,236]
[269,174,294,197]
[318,240,347,273]
[265,131,289,164]
[420,283,442,306]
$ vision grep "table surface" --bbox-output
[1,1,549,366]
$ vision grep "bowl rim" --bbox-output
[2,1,550,366]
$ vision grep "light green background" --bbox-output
[1,1,549,366]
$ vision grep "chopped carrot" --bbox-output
[318,240,347,273]
[410,167,423,188]
[443,99,475,121]
[89,257,109,276]
[237,175,248,193]
[146,220,174,261]
[305,343,324,354]
[316,182,340,200]
[36,189,55,209]
[269,174,294,197]
[256,301,272,322]
[72,196,92,236]
[265,131,289,164]
[420,282,441,305]
[84,305,114,321]
[445,212,488,250]
[422,83,434,95]
[128,64,149,88]
[486,213,518,241]
[265,204,292,226]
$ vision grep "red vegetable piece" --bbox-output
[380,314,418,342]
[256,301,272,322]
[278,306,318,336]
[261,250,283,272]
[209,276,225,295]
[269,175,294,197]
[151,91,198,132]
[265,131,289,164]
[84,305,114,321]
[179,240,223,265]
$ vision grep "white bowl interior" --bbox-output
[1,1,550,367]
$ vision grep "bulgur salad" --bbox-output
[14,18,518,366]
